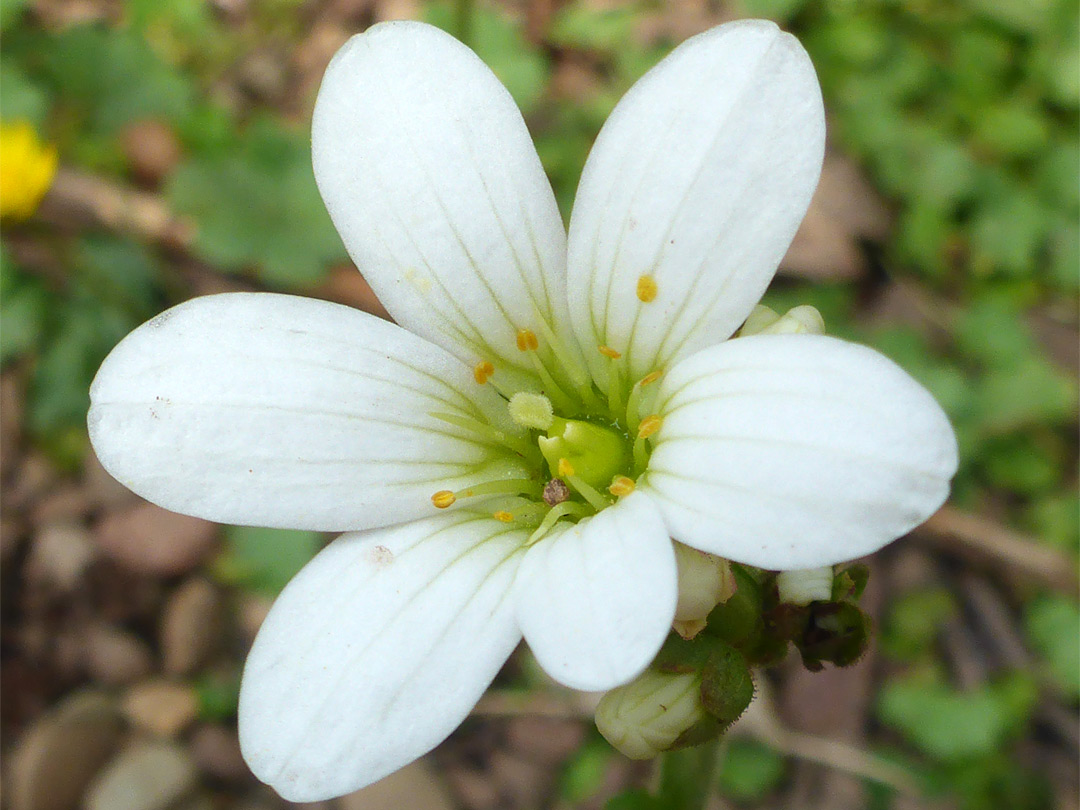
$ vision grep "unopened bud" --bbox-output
[759,305,825,336]
[595,670,709,759]
[776,566,834,606]
[738,304,781,336]
[672,543,735,639]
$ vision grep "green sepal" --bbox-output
[699,642,755,728]
[831,563,870,602]
[702,563,763,649]
[668,714,725,751]
[653,632,720,674]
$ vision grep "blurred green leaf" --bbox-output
[1035,142,1080,211]
[740,0,811,23]
[0,60,50,127]
[560,740,613,804]
[0,0,28,31]
[954,294,1037,370]
[968,0,1058,34]
[194,670,241,721]
[28,303,125,445]
[914,137,979,206]
[881,587,958,660]
[894,200,953,280]
[1046,216,1080,291]
[951,28,1013,100]
[877,671,1039,761]
[550,4,640,53]
[34,25,195,134]
[972,101,1051,160]
[969,191,1048,278]
[20,235,163,462]
[717,739,786,803]
[980,433,1065,495]
[950,754,1055,810]
[0,259,49,366]
[1024,595,1080,698]
[975,357,1077,434]
[1024,493,1080,554]
[75,234,162,317]
[215,525,322,596]
[166,119,346,286]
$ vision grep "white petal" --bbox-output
[566,20,825,384]
[313,21,577,393]
[643,335,958,569]
[238,511,526,801]
[89,293,525,532]
[514,492,677,691]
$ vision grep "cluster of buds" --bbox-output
[596,559,873,758]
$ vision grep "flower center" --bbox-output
[430,318,667,541]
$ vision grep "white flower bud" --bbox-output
[737,304,781,336]
[672,543,735,640]
[776,565,834,605]
[595,670,707,759]
[759,304,825,335]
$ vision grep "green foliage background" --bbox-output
[1,1,1076,808]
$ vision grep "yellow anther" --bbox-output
[608,475,636,497]
[473,360,494,384]
[598,345,622,359]
[431,490,456,509]
[637,415,663,439]
[639,370,662,386]
[636,275,658,303]
[516,329,539,352]
[493,510,514,523]
[557,457,575,477]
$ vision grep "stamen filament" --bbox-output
[492,501,548,526]
[526,352,576,413]
[566,473,611,511]
[430,411,537,460]
[527,500,591,544]
[453,478,541,500]
[531,311,595,397]
[604,357,626,421]
[626,370,662,433]
[633,436,649,474]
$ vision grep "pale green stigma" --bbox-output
[508,392,555,431]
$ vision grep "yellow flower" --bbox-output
[1,121,58,220]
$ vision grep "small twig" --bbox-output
[39,168,194,249]
[735,686,922,797]
[917,506,1078,597]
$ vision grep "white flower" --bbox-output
[87,19,958,801]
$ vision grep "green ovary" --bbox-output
[538,417,629,490]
